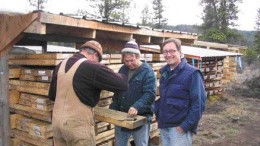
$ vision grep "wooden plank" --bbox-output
[39,12,197,40]
[9,90,20,105]
[8,59,62,66]
[9,80,50,89]
[9,104,51,117]
[110,54,122,59]
[9,53,73,60]
[97,139,114,146]
[10,129,53,146]
[20,74,52,82]
[95,129,114,144]
[98,98,112,107]
[94,107,147,129]
[10,138,34,146]
[100,90,114,99]
[10,114,23,129]
[149,129,160,138]
[140,46,161,53]
[20,69,53,76]
[106,64,123,71]
[0,12,37,54]
[16,86,49,96]
[15,115,53,138]
[109,59,122,64]
[9,68,21,79]
[10,107,52,123]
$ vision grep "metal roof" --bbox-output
[182,45,241,58]
[140,45,241,60]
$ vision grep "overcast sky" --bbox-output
[0,0,259,31]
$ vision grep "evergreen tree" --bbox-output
[152,0,167,29]
[140,4,153,26]
[199,0,243,44]
[83,0,130,22]
[29,0,47,11]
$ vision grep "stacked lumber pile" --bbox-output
[222,56,237,85]
[8,52,226,145]
[198,59,224,96]
[8,53,147,146]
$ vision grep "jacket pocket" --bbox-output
[165,98,189,124]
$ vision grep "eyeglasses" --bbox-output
[163,49,178,55]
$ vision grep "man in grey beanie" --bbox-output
[110,40,157,146]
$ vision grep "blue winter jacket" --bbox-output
[109,61,157,117]
[154,59,206,133]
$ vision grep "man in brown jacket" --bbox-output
[49,40,128,146]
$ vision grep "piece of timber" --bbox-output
[10,138,35,146]
[95,129,114,144]
[110,54,122,59]
[8,59,62,66]
[10,129,53,146]
[94,107,147,129]
[10,114,23,129]
[9,90,20,105]
[20,68,53,76]
[9,104,52,122]
[9,68,21,79]
[16,86,49,96]
[9,80,50,96]
[9,80,50,89]
[9,53,73,60]
[97,139,113,146]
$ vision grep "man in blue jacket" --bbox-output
[109,40,157,146]
[154,38,206,146]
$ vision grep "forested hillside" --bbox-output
[167,24,256,47]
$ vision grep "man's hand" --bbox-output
[128,107,138,117]
[176,126,184,134]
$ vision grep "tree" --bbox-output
[199,0,242,43]
[152,0,167,29]
[140,4,153,26]
[83,0,130,22]
[254,8,260,54]
[29,0,47,11]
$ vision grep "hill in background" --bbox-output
[166,24,256,47]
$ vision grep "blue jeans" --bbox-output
[160,127,192,146]
[114,123,150,146]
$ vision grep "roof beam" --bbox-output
[96,31,132,41]
[24,21,46,34]
[151,37,164,44]
[47,24,96,39]
[133,35,151,44]
[0,12,38,56]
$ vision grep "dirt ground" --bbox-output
[193,93,260,146]
[193,61,260,146]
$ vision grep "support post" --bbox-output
[0,55,10,146]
